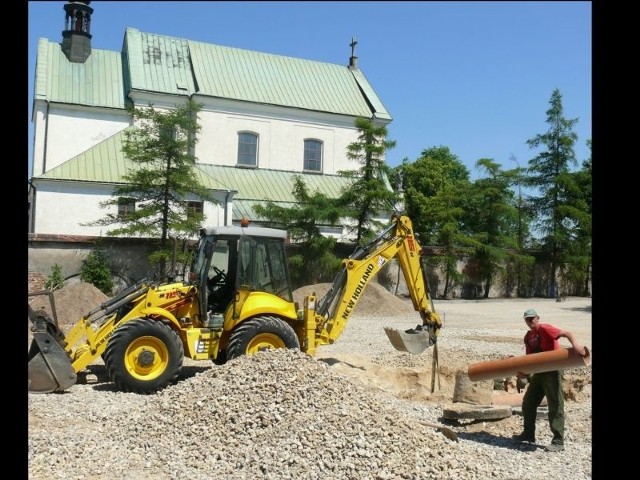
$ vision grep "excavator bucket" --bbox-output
[28,305,76,393]
[384,325,436,355]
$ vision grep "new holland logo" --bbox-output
[341,263,375,320]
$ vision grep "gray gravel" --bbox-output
[28,303,592,480]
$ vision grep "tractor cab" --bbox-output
[191,223,295,326]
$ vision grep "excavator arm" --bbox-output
[307,215,442,354]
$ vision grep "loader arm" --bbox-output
[308,215,442,354]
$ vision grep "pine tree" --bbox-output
[86,99,215,278]
[253,175,344,287]
[563,139,592,295]
[525,88,580,297]
[465,158,516,297]
[338,117,398,244]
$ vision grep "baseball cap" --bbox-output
[523,308,537,319]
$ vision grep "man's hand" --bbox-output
[557,330,587,356]
[572,344,587,356]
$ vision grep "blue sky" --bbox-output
[28,1,591,180]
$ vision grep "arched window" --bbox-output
[237,132,258,167]
[304,139,322,172]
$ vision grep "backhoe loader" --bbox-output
[28,214,442,394]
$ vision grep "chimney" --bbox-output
[61,1,94,63]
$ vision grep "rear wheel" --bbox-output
[103,318,184,394]
[227,316,300,360]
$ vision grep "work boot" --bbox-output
[544,443,564,452]
[511,432,535,443]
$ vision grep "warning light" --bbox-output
[240,217,250,227]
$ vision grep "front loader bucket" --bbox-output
[384,325,435,355]
[28,332,77,393]
[28,302,76,393]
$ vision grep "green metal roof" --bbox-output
[232,199,296,222]
[34,38,127,109]
[39,128,132,182]
[193,164,352,222]
[193,164,349,201]
[187,36,389,119]
[123,28,197,97]
[35,28,390,120]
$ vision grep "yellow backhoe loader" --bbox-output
[28,214,442,394]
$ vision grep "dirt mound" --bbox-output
[293,282,416,317]
[29,282,110,327]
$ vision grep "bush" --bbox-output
[44,264,64,291]
[80,250,113,295]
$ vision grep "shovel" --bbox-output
[416,419,459,442]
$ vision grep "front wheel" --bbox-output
[103,318,184,394]
[227,316,300,360]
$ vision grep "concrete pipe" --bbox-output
[467,347,591,382]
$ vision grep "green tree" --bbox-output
[503,158,537,297]
[401,146,473,298]
[86,99,215,278]
[338,117,398,244]
[253,175,344,287]
[562,139,592,295]
[80,249,114,295]
[44,264,64,291]
[465,158,517,297]
[525,88,581,297]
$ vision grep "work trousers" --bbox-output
[521,370,564,445]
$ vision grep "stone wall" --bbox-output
[28,235,589,299]
[28,234,159,293]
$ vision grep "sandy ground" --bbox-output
[429,296,592,348]
[308,294,592,406]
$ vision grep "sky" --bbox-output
[27,1,592,181]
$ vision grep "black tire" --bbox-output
[227,316,300,360]
[103,317,184,394]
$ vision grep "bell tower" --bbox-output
[61,1,94,63]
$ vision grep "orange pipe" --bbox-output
[467,347,591,382]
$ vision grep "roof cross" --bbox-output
[350,37,358,57]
